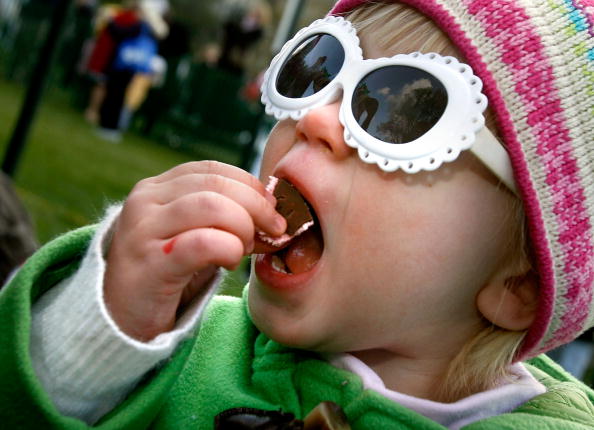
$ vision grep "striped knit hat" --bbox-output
[330,0,594,360]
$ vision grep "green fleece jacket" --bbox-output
[1,226,594,429]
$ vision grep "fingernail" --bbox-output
[246,240,255,254]
[275,215,286,233]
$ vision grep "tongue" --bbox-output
[284,227,323,274]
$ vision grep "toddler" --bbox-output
[1,0,594,429]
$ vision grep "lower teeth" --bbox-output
[271,254,290,274]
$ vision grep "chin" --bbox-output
[247,292,325,351]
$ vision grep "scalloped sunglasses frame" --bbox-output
[260,16,516,193]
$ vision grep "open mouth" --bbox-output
[270,220,324,275]
[259,178,324,275]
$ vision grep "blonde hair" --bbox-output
[345,2,533,402]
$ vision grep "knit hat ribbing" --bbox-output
[330,0,594,360]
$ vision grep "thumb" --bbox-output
[179,265,219,307]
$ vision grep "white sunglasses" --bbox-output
[261,16,517,193]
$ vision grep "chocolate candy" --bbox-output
[272,178,314,236]
[258,177,315,248]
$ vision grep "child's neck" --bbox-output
[351,348,453,402]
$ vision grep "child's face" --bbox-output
[248,28,517,358]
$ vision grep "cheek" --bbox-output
[332,179,502,305]
[329,184,421,289]
[259,121,295,180]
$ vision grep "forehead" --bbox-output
[345,13,462,61]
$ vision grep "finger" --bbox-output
[152,161,268,197]
[155,191,256,253]
[179,265,219,307]
[122,162,276,228]
[161,228,245,278]
[154,177,285,237]
[151,172,275,207]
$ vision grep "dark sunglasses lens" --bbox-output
[352,66,448,144]
[276,33,345,98]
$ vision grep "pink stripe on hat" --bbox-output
[469,0,594,357]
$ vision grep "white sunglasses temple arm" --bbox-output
[470,128,518,196]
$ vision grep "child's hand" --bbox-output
[103,161,286,341]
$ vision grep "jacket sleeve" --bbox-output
[29,205,219,424]
[0,217,211,429]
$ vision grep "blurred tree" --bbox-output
[168,0,220,43]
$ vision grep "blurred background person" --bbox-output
[82,1,123,125]
[217,0,270,77]
[95,0,168,142]
[118,53,166,131]
[132,6,190,134]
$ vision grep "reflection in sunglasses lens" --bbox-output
[352,66,448,144]
[276,34,345,98]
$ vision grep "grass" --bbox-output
[0,78,235,242]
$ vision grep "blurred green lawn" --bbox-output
[0,78,248,291]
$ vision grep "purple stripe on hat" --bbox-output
[571,0,594,36]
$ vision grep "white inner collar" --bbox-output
[325,353,546,429]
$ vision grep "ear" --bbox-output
[476,272,538,331]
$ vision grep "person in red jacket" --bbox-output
[84,0,168,140]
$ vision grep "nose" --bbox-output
[294,101,352,160]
